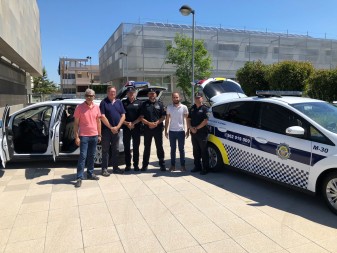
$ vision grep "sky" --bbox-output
[37,0,337,84]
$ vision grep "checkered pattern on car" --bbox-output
[224,144,309,189]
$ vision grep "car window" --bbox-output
[203,80,244,99]
[213,101,255,127]
[258,103,306,135]
[292,102,337,134]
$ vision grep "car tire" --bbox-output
[321,171,337,215]
[94,144,102,165]
[94,144,125,166]
[208,142,223,172]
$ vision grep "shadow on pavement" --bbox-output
[150,161,337,229]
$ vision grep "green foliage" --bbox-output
[166,33,212,103]
[236,60,270,96]
[33,67,59,94]
[266,61,314,91]
[307,69,337,102]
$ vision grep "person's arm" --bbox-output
[74,118,80,146]
[184,112,189,138]
[164,114,170,139]
[100,114,112,129]
[96,116,102,143]
[195,119,208,130]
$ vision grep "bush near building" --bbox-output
[236,60,337,102]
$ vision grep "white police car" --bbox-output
[207,91,337,214]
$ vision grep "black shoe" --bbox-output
[134,166,140,171]
[102,169,110,177]
[140,167,147,171]
[87,174,100,180]
[125,166,131,172]
[191,168,201,173]
[113,168,125,174]
[200,170,208,175]
[75,179,82,188]
[160,165,166,171]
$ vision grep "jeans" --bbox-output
[169,131,185,166]
[101,128,119,170]
[76,136,98,179]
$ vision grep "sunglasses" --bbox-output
[85,95,94,98]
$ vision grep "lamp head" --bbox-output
[179,5,194,16]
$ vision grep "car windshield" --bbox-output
[203,81,244,99]
[292,102,337,134]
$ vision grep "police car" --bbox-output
[207,90,337,214]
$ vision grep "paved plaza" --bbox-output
[0,136,337,253]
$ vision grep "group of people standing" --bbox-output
[73,86,210,188]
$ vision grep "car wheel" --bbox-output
[94,144,102,165]
[321,171,337,215]
[208,143,223,172]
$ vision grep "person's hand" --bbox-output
[165,132,168,139]
[98,136,102,143]
[185,131,189,139]
[149,122,156,129]
[190,127,197,134]
[111,126,118,134]
[75,137,80,146]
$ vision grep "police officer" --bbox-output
[122,86,142,171]
[140,88,166,171]
[187,91,209,175]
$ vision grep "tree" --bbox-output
[33,67,59,94]
[266,61,314,91]
[166,34,212,103]
[236,60,270,96]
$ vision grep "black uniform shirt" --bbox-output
[140,99,166,127]
[188,104,209,134]
[122,98,142,122]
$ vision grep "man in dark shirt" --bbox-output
[122,86,142,171]
[187,91,209,175]
[100,86,126,176]
[140,88,166,171]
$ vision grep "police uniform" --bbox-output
[122,87,142,171]
[188,92,209,174]
[140,88,166,171]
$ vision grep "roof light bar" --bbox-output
[256,90,302,97]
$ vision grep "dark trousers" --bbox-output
[191,133,209,172]
[169,131,185,166]
[101,128,119,170]
[123,126,141,168]
[142,126,165,168]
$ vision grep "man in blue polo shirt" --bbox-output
[100,86,126,176]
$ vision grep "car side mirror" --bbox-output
[286,126,305,136]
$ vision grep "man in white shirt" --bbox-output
[165,92,189,171]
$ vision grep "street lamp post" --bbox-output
[179,4,195,104]
[120,52,128,82]
[86,56,93,88]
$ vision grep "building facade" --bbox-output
[99,22,337,91]
[59,57,100,96]
[0,0,42,107]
